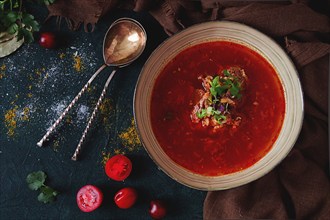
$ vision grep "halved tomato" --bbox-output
[76,185,103,212]
[105,154,132,181]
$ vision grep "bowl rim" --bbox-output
[133,20,304,191]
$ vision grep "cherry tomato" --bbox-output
[114,187,138,209]
[76,185,103,212]
[105,154,132,181]
[149,200,167,219]
[39,32,57,49]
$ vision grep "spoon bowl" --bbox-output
[103,18,147,67]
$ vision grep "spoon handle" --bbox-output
[71,68,117,161]
[37,64,107,147]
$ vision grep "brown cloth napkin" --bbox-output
[200,2,330,219]
[47,0,330,219]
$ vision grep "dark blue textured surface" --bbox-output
[0,6,206,220]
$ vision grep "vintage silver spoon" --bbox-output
[37,18,147,161]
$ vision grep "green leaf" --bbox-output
[38,0,55,5]
[13,0,20,8]
[22,13,40,31]
[26,171,46,190]
[214,114,227,124]
[22,13,34,23]
[197,109,207,119]
[210,76,221,97]
[0,2,4,11]
[211,76,219,87]
[16,28,24,41]
[37,186,58,203]
[229,85,240,97]
[216,85,229,95]
[6,11,18,23]
[21,27,34,43]
[223,69,231,76]
[7,23,18,34]
[210,87,217,97]
[43,0,56,5]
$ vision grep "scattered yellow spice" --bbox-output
[0,64,6,79]
[101,151,112,167]
[65,116,72,124]
[4,104,31,137]
[87,86,97,94]
[73,54,83,72]
[119,118,141,152]
[22,107,30,121]
[99,98,113,131]
[99,98,112,115]
[101,149,126,167]
[35,68,45,77]
[113,149,123,155]
[59,53,66,59]
[53,139,60,152]
[4,106,18,137]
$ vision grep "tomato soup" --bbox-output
[150,41,285,176]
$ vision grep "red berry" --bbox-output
[114,187,138,209]
[105,154,132,181]
[76,185,103,212]
[39,32,57,49]
[149,200,167,219]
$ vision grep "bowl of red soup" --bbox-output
[134,21,303,190]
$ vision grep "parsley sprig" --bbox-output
[26,171,59,203]
[0,0,55,43]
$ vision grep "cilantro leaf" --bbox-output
[223,69,231,77]
[210,87,217,97]
[37,186,59,203]
[27,171,59,203]
[214,114,227,124]
[211,76,220,87]
[210,76,220,97]
[229,84,240,97]
[197,109,207,119]
[216,85,229,95]
[26,171,46,190]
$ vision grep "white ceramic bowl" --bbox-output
[134,21,303,190]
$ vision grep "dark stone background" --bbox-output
[0,4,206,220]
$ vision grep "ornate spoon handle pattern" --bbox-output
[71,69,116,161]
[37,64,107,147]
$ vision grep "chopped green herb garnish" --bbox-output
[223,69,231,77]
[194,68,245,125]
[197,109,207,118]
[214,114,227,124]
